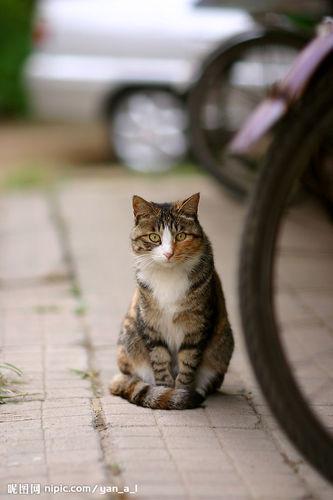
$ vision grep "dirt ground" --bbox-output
[0,121,108,167]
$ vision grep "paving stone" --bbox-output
[111,435,164,449]
[207,410,259,429]
[107,414,157,427]
[42,415,93,429]
[45,436,100,452]
[165,434,221,450]
[44,427,96,440]
[47,449,101,465]
[0,194,66,282]
[2,173,330,500]
[102,401,154,415]
[135,481,186,497]
[110,426,161,437]
[215,429,276,451]
[119,459,177,473]
[155,409,210,427]
[114,447,170,460]
[0,410,41,422]
[42,405,92,418]
[42,398,90,408]
[172,455,233,473]
[5,452,45,467]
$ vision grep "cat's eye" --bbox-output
[149,233,161,243]
[176,232,186,242]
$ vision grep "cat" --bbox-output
[110,193,234,409]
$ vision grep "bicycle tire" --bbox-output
[239,59,333,482]
[189,29,306,198]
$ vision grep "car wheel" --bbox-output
[108,89,188,172]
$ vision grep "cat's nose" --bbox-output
[163,250,174,260]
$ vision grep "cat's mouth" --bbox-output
[153,256,179,268]
[160,258,176,266]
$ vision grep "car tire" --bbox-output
[107,89,188,173]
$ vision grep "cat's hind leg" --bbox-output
[195,317,234,397]
[117,344,155,384]
[117,344,132,375]
[195,365,225,397]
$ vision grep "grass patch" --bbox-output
[110,463,122,476]
[74,303,87,316]
[171,161,204,176]
[70,368,99,381]
[70,284,81,298]
[2,164,55,190]
[0,362,27,404]
[33,304,61,314]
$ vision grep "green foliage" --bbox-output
[110,463,122,476]
[70,284,82,298]
[34,304,61,314]
[2,164,52,190]
[0,0,36,117]
[0,362,25,403]
[70,369,99,381]
[74,302,87,316]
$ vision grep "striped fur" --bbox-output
[110,193,234,410]
[110,373,204,409]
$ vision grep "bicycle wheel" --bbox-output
[239,59,333,482]
[189,29,306,197]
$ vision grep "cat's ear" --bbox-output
[177,193,200,216]
[132,195,156,218]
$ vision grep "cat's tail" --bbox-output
[110,373,204,410]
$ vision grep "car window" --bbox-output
[194,0,247,7]
[193,1,282,9]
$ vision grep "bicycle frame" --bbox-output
[229,18,333,156]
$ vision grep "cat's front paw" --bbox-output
[175,375,194,389]
[155,374,175,388]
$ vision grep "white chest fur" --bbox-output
[138,265,189,353]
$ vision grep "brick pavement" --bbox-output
[0,172,332,499]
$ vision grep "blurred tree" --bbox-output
[0,0,35,117]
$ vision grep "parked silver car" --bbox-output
[25,0,255,171]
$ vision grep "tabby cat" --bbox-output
[110,193,234,409]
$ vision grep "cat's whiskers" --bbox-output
[134,255,155,273]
